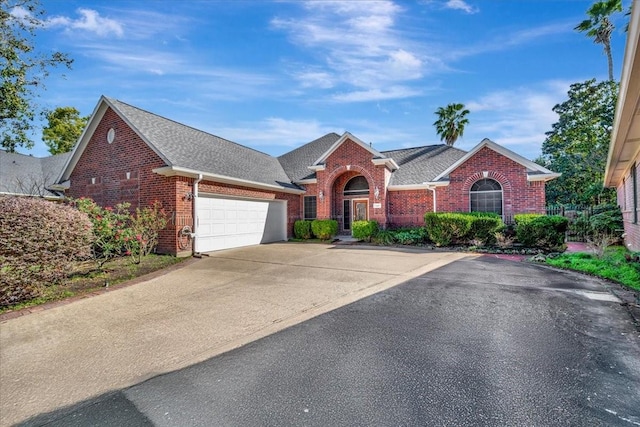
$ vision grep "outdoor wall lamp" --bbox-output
[319,190,324,201]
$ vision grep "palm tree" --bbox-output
[433,103,470,146]
[575,0,622,81]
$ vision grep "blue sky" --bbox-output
[19,0,630,160]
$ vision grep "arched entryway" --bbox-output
[332,174,370,233]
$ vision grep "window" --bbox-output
[633,163,638,224]
[470,178,503,215]
[303,196,317,220]
[343,176,369,196]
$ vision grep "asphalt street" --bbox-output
[19,256,640,427]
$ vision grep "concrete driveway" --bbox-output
[0,243,471,426]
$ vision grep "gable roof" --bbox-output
[0,150,70,199]
[383,145,467,187]
[59,96,303,193]
[312,131,399,171]
[428,138,560,184]
[277,132,341,183]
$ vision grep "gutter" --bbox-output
[192,174,203,256]
[426,185,437,212]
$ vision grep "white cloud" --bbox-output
[332,86,422,102]
[445,0,478,14]
[462,80,571,158]
[213,118,334,148]
[47,8,124,37]
[272,1,431,101]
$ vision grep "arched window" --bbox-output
[343,176,369,196]
[470,178,502,215]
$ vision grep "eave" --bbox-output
[153,166,306,195]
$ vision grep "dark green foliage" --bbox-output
[372,229,396,245]
[0,196,93,307]
[467,216,504,246]
[352,220,378,242]
[514,213,543,225]
[294,220,313,240]
[394,228,429,245]
[516,215,569,251]
[424,212,472,246]
[310,219,338,240]
[538,79,617,205]
[587,204,623,237]
[1,0,73,151]
[42,106,89,154]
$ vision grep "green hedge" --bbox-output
[294,220,313,239]
[311,219,338,240]
[515,215,568,251]
[352,220,378,242]
[424,212,505,246]
[424,213,472,246]
[467,215,504,246]
[514,213,543,225]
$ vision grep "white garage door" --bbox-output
[195,195,287,252]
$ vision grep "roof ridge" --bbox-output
[109,98,276,159]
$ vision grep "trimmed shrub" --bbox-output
[0,196,93,307]
[311,219,338,240]
[514,213,543,225]
[294,220,313,239]
[352,220,378,242]
[424,212,472,246]
[467,215,504,246]
[394,227,429,245]
[515,215,568,251]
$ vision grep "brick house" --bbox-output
[605,2,640,252]
[54,96,559,256]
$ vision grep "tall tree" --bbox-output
[575,0,622,81]
[538,79,618,206]
[42,107,88,154]
[433,103,470,146]
[1,0,73,152]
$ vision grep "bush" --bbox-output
[294,220,313,239]
[352,220,378,242]
[466,215,504,246]
[514,213,543,225]
[311,219,338,240]
[515,215,568,251]
[0,196,93,307]
[394,227,428,245]
[424,213,472,246]
[373,229,396,245]
[72,198,167,266]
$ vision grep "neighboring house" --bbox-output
[0,150,70,199]
[55,96,559,256]
[605,2,640,252]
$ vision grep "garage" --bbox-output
[195,195,287,253]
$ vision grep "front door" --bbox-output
[353,200,368,222]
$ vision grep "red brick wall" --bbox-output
[67,107,181,254]
[616,152,640,252]
[438,147,546,219]
[68,107,301,255]
[388,189,432,227]
[312,138,390,232]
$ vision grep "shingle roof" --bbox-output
[107,98,299,190]
[382,145,467,185]
[277,132,341,182]
[0,150,70,198]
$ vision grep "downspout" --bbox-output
[192,174,203,256]
[427,185,437,212]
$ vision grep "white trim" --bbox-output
[294,178,318,185]
[371,157,400,170]
[527,172,561,182]
[312,131,398,171]
[431,138,558,183]
[387,182,450,191]
[605,2,640,186]
[152,165,306,195]
[0,191,64,200]
[307,164,325,172]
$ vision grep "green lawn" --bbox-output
[545,246,640,291]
